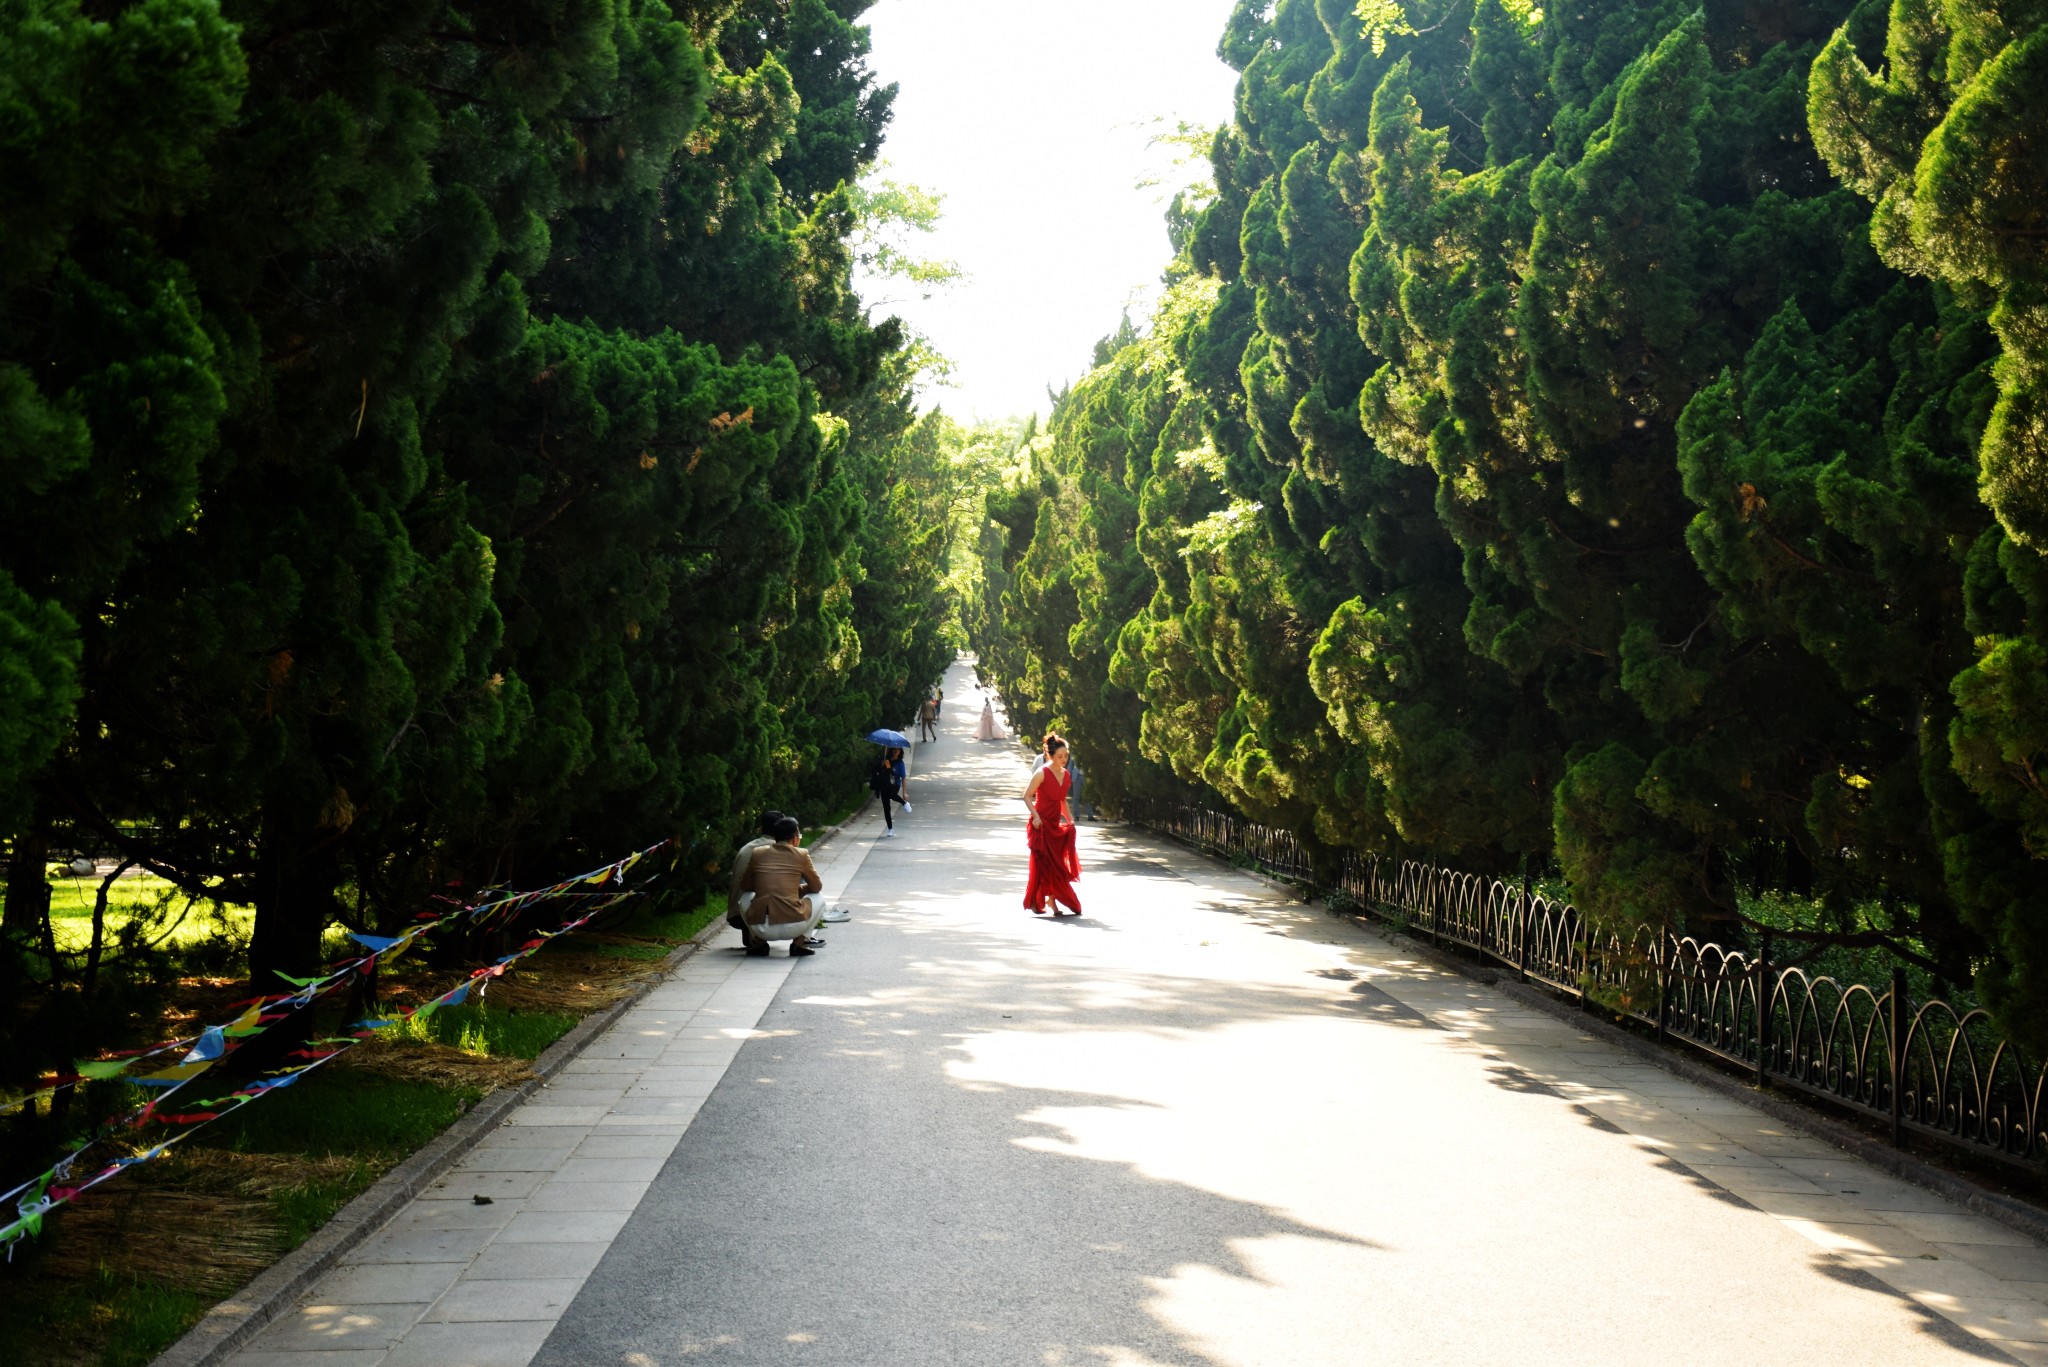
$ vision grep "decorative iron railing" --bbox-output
[1125,799,2048,1174]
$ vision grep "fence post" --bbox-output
[1655,930,1669,1044]
[1517,875,1531,984]
[1755,929,1773,1088]
[1437,869,1448,947]
[1890,967,1906,1149]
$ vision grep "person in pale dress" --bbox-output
[975,697,1008,742]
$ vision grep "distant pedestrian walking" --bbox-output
[1022,732,1081,916]
[918,693,938,742]
[870,745,911,838]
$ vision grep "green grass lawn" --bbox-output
[0,1271,215,1367]
[587,941,673,961]
[397,1002,581,1059]
[42,870,254,955]
[604,888,726,947]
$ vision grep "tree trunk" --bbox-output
[248,819,340,994]
[82,860,135,1006]
[3,825,51,940]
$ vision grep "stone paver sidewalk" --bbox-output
[225,810,884,1367]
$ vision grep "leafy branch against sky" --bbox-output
[851,166,965,306]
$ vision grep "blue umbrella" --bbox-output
[866,729,912,748]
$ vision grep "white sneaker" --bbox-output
[822,908,851,922]
[901,803,912,814]
[881,829,894,839]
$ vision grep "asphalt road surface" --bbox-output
[517,658,2046,1367]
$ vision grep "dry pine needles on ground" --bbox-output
[336,1039,536,1091]
[480,940,669,1015]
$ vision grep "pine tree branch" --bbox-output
[1758,520,1879,580]
[426,29,512,50]
[513,480,588,540]
[47,784,242,895]
[422,83,497,107]
[1726,915,1947,977]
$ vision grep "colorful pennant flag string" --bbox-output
[0,839,671,1119]
[0,840,674,1254]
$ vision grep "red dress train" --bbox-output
[1024,765,1082,914]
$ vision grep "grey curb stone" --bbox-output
[150,824,851,1367]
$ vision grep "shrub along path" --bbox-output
[222,660,2048,1366]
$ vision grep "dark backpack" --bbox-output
[866,758,890,796]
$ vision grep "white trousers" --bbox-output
[735,891,826,941]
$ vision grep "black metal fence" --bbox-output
[1126,799,2048,1175]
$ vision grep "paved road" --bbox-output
[232,656,2048,1366]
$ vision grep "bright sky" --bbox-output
[858,0,1242,422]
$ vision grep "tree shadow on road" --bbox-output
[534,819,1413,1366]
[537,681,2024,1367]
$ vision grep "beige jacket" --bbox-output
[727,835,774,916]
[739,842,823,926]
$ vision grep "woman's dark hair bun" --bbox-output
[1043,731,1067,754]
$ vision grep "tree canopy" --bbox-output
[0,0,960,1082]
[972,0,2048,1041]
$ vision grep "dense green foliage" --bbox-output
[974,0,2048,1036]
[0,0,956,1065]
[1807,0,2048,1041]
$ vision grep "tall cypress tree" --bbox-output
[972,0,2048,1039]
[63,0,709,981]
[1,0,919,996]
[1810,0,2048,1033]
[0,0,245,913]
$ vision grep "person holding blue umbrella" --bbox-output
[865,729,913,838]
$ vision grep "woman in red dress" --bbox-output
[1023,733,1082,916]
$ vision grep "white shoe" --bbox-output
[822,908,850,922]
[881,829,894,839]
[901,803,912,814]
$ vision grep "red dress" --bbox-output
[1024,765,1082,914]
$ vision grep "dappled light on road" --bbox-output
[516,660,2041,1367]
